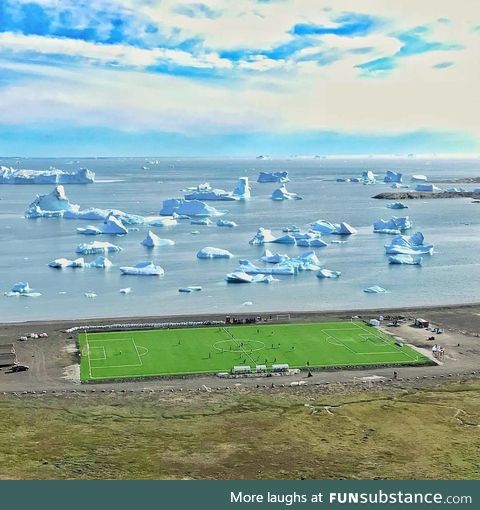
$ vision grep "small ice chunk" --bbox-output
[87,256,113,269]
[141,230,175,247]
[84,292,97,298]
[386,202,408,210]
[388,254,423,265]
[119,287,131,294]
[364,285,388,293]
[179,286,203,293]
[216,219,237,228]
[317,269,341,278]
[271,185,302,201]
[77,225,102,235]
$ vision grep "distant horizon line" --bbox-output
[2,152,480,160]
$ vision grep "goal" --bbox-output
[275,314,291,322]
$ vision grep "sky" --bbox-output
[0,0,479,157]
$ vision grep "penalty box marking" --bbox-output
[87,337,144,370]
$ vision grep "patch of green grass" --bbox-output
[78,321,429,381]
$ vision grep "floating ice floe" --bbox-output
[88,256,113,269]
[179,286,203,293]
[84,292,97,298]
[364,285,388,293]
[261,249,289,264]
[77,225,102,235]
[415,183,442,192]
[411,174,428,182]
[49,257,85,269]
[317,269,341,278]
[4,281,42,297]
[297,238,328,247]
[390,183,409,189]
[191,218,213,226]
[217,219,237,228]
[388,254,423,265]
[147,216,177,227]
[386,202,408,210]
[1,166,94,184]
[373,216,412,234]
[271,185,302,201]
[225,271,277,283]
[160,198,225,217]
[141,230,175,247]
[25,185,80,218]
[237,260,296,275]
[185,183,236,201]
[119,287,131,294]
[384,170,402,183]
[76,241,123,255]
[101,214,128,235]
[197,247,234,259]
[384,232,434,255]
[257,171,289,183]
[120,261,164,276]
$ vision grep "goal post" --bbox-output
[275,314,291,322]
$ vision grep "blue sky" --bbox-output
[0,0,479,156]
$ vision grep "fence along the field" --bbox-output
[66,320,224,333]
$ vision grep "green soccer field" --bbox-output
[78,321,430,382]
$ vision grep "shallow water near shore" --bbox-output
[0,156,479,322]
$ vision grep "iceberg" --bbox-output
[178,286,203,293]
[390,183,409,189]
[373,216,412,234]
[237,259,296,275]
[100,214,128,235]
[160,198,225,217]
[333,222,357,235]
[411,174,428,182]
[77,225,102,235]
[261,249,289,264]
[84,292,97,298]
[216,219,238,228]
[282,224,300,233]
[384,232,434,255]
[296,238,328,247]
[119,287,131,294]
[76,241,123,255]
[310,220,338,234]
[249,227,278,245]
[271,185,302,201]
[141,230,175,247]
[5,281,41,297]
[361,170,376,184]
[49,257,85,269]
[88,256,113,269]
[225,271,254,283]
[384,170,402,183]
[1,166,94,184]
[147,216,177,227]
[191,218,213,226]
[197,247,233,259]
[388,254,423,265]
[232,177,251,200]
[337,178,351,182]
[120,261,164,276]
[185,184,237,201]
[251,274,278,283]
[317,269,341,278]
[25,185,80,218]
[386,202,408,210]
[364,285,388,293]
[415,183,442,192]
[271,234,296,244]
[257,171,289,183]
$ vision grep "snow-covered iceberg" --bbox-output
[5,281,42,297]
[76,241,123,255]
[249,228,278,245]
[49,257,85,268]
[88,256,113,269]
[310,220,338,234]
[141,230,175,247]
[25,185,80,218]
[384,232,434,255]
[217,219,237,228]
[197,247,233,259]
[232,177,251,200]
[261,249,289,264]
[386,202,408,210]
[361,170,377,184]
[1,166,94,184]
[101,214,128,235]
[388,254,423,265]
[225,271,277,283]
[317,269,341,278]
[364,285,388,293]
[384,170,402,183]
[160,198,225,217]
[271,185,302,201]
[237,259,296,275]
[271,233,296,244]
[333,222,357,235]
[296,238,328,247]
[373,216,412,234]
[185,183,237,201]
[77,225,102,235]
[411,174,428,182]
[257,171,289,183]
[415,183,442,192]
[120,261,164,276]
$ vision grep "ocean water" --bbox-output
[1,157,479,323]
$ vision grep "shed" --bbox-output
[232,365,251,375]
[272,363,289,373]
[369,319,380,327]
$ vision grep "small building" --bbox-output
[414,318,429,328]
[272,363,289,373]
[225,315,232,324]
[369,319,380,327]
[255,364,267,373]
[232,365,251,375]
